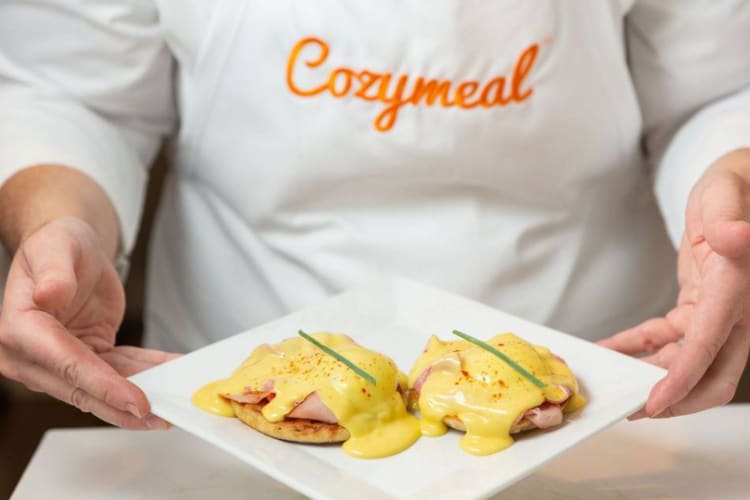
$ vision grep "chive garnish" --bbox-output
[298,330,377,386]
[451,330,546,388]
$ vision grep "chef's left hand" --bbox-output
[599,148,750,418]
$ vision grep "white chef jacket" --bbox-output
[1,1,750,352]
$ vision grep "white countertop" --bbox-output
[11,404,750,500]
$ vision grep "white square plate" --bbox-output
[130,277,665,499]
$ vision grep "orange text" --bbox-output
[286,37,540,132]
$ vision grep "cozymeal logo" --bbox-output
[286,36,540,132]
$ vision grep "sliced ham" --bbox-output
[224,378,338,424]
[287,392,338,424]
[224,379,276,404]
[515,385,572,429]
[519,402,564,429]
[412,366,432,399]
[260,379,275,392]
[223,390,274,404]
[412,353,462,399]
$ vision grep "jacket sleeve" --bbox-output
[0,0,176,256]
[627,0,750,247]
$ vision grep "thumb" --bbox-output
[698,171,750,259]
[25,239,79,314]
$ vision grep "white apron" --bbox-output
[145,0,677,351]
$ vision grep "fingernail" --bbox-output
[126,403,142,419]
[628,411,646,421]
[144,414,171,430]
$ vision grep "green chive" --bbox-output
[298,330,377,386]
[451,330,546,388]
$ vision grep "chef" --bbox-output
[0,0,749,429]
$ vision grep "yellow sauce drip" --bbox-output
[192,381,234,417]
[408,333,585,456]
[192,333,420,458]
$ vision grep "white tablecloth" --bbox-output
[11,404,750,499]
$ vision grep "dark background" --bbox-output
[1,154,749,498]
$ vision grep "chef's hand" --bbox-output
[600,148,750,418]
[0,217,178,429]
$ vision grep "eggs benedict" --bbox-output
[192,332,420,458]
[408,331,585,456]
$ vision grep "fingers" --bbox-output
[0,219,152,429]
[6,317,151,418]
[7,356,170,430]
[650,324,750,418]
[99,347,180,378]
[22,235,80,315]
[626,342,681,421]
[99,351,154,378]
[627,408,647,421]
[645,257,745,417]
[640,341,681,369]
[699,171,750,259]
[112,346,182,365]
[597,317,683,355]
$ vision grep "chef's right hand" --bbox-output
[0,217,177,429]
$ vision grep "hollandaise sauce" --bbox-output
[192,333,421,458]
[408,333,585,456]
